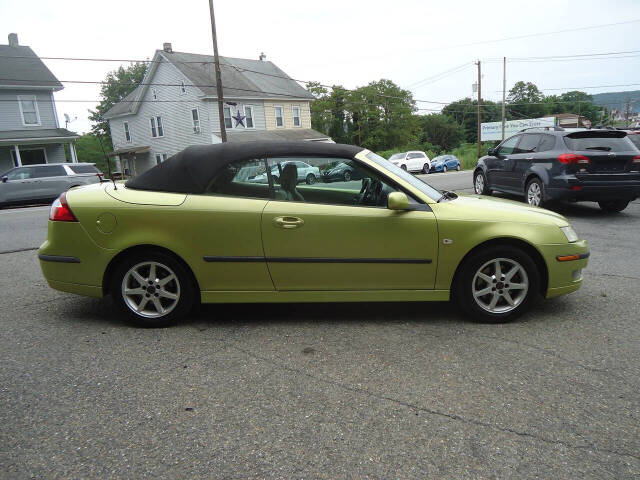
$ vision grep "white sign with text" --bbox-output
[481,117,556,141]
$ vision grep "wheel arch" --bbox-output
[451,237,549,296]
[102,244,201,297]
[523,167,549,193]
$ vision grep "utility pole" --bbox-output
[476,60,482,158]
[501,57,506,141]
[208,0,227,142]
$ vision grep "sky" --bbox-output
[1,0,639,133]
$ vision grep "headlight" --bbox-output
[560,226,578,243]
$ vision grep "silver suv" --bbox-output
[0,163,103,206]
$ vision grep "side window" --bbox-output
[32,165,66,178]
[498,135,520,155]
[538,134,556,152]
[407,152,422,160]
[6,168,32,180]
[267,157,402,208]
[206,159,270,200]
[513,134,541,154]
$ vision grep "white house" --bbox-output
[104,43,331,176]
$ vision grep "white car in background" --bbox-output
[388,151,431,173]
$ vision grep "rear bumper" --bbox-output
[547,174,640,202]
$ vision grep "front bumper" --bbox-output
[538,239,589,298]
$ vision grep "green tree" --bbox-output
[417,114,464,151]
[442,98,501,143]
[507,81,546,118]
[544,91,601,123]
[73,134,113,175]
[88,62,148,143]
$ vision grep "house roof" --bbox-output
[0,128,78,144]
[226,128,331,143]
[0,44,63,90]
[104,50,314,119]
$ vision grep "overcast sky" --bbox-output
[1,0,639,133]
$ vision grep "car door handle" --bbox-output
[273,216,304,229]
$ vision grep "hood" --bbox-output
[435,193,570,227]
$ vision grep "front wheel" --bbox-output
[111,251,195,327]
[474,171,492,195]
[598,200,629,213]
[343,170,352,182]
[443,166,447,173]
[454,246,540,323]
[306,173,317,185]
[456,164,461,171]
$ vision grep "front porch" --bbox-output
[0,128,79,172]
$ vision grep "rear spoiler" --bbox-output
[565,130,627,139]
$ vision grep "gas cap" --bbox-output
[96,213,117,234]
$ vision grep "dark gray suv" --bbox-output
[473,128,640,212]
[0,163,103,206]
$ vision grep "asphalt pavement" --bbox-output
[1,172,639,479]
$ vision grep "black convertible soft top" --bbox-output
[125,141,364,194]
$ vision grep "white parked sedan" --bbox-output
[388,151,431,173]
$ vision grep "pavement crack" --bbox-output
[584,271,640,281]
[225,340,640,463]
[0,247,39,255]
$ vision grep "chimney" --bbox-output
[259,52,266,61]
[8,33,19,47]
[163,42,173,53]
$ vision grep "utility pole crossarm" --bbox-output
[209,0,227,143]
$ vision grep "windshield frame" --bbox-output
[363,151,442,202]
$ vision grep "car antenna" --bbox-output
[96,131,117,190]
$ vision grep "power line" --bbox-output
[405,62,474,89]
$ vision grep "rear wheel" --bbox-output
[526,177,545,207]
[111,251,195,327]
[401,164,407,171]
[306,173,317,185]
[443,166,447,173]
[423,163,430,174]
[454,246,540,323]
[474,171,491,195]
[598,200,629,213]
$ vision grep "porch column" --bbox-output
[13,145,22,167]
[69,141,77,163]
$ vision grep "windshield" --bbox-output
[389,153,405,160]
[365,151,441,201]
[564,134,636,152]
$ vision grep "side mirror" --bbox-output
[387,191,410,210]
[1,176,7,183]
[487,147,496,157]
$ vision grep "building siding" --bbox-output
[264,101,311,130]
[207,100,266,137]
[0,89,58,131]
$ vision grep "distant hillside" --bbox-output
[592,90,640,113]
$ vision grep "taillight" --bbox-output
[633,155,640,164]
[97,172,105,179]
[49,192,77,222]
[558,153,590,164]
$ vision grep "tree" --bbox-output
[88,62,148,143]
[442,98,501,143]
[417,114,464,151]
[73,134,112,175]
[507,81,546,118]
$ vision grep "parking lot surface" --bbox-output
[1,174,639,479]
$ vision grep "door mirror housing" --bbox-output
[387,191,410,210]
[487,147,497,157]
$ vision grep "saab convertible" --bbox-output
[39,141,588,327]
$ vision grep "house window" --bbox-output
[124,121,131,142]
[292,106,301,127]
[274,106,283,127]
[150,116,164,137]
[180,81,186,95]
[155,153,169,165]
[244,105,254,128]
[223,107,232,129]
[18,95,40,125]
[192,108,201,133]
[152,88,157,100]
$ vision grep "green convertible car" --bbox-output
[39,141,589,327]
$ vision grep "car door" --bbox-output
[32,165,70,199]
[504,134,541,191]
[261,156,439,291]
[1,167,39,202]
[488,135,520,189]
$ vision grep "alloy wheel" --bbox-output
[472,258,529,314]
[527,182,542,206]
[121,261,181,318]
[474,174,484,194]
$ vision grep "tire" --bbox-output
[343,170,352,181]
[401,164,407,171]
[306,173,317,185]
[456,164,461,171]
[423,163,430,174]
[110,251,195,327]
[474,171,492,195]
[525,177,545,207]
[454,245,540,323]
[443,166,447,173]
[598,200,629,213]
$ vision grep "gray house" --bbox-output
[0,34,79,173]
[104,43,331,176]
